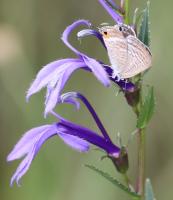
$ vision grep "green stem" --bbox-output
[123,174,141,200]
[120,0,129,24]
[122,1,146,198]
[124,173,130,187]
[124,0,129,24]
[131,78,146,198]
[136,128,145,198]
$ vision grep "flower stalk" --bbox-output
[122,1,149,198]
[125,79,146,199]
[125,80,146,198]
[136,128,146,197]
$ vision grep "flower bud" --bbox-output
[125,87,140,107]
[109,146,129,174]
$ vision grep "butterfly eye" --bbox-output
[119,26,123,32]
[103,31,108,35]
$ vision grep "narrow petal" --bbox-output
[82,56,110,87]
[57,120,120,155]
[10,147,35,186]
[62,20,110,87]
[58,92,112,142]
[61,19,91,56]
[60,92,80,110]
[77,29,106,49]
[98,0,123,23]
[9,125,57,186]
[7,125,52,161]
[58,132,90,152]
[44,76,64,116]
[26,59,79,101]
[51,111,120,155]
[44,61,85,116]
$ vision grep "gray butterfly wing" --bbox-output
[103,37,129,75]
[120,35,152,79]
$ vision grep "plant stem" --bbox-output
[122,1,146,198]
[124,0,129,24]
[129,78,145,198]
[136,128,145,197]
[124,173,130,187]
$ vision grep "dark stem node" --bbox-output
[109,147,129,174]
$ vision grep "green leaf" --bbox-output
[138,1,150,46]
[133,9,144,30]
[145,179,156,200]
[85,164,140,199]
[137,87,155,129]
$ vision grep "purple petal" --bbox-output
[98,0,123,23]
[60,92,80,110]
[26,58,79,101]
[8,125,57,186]
[58,132,90,152]
[44,76,64,116]
[77,29,106,49]
[51,111,120,155]
[57,92,112,142]
[82,56,110,87]
[7,125,53,161]
[62,20,110,87]
[10,148,35,186]
[44,61,85,116]
[57,120,120,155]
[61,19,91,56]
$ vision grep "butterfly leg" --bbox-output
[112,70,121,80]
[113,73,122,82]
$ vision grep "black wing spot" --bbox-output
[119,26,123,31]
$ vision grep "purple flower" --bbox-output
[7,92,120,186]
[26,19,135,116]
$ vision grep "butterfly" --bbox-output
[99,24,152,79]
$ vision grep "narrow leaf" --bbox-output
[137,87,155,129]
[138,1,150,46]
[85,164,140,198]
[133,9,144,30]
[145,179,156,200]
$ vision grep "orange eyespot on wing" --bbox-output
[102,31,111,38]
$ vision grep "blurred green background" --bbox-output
[0,0,172,199]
